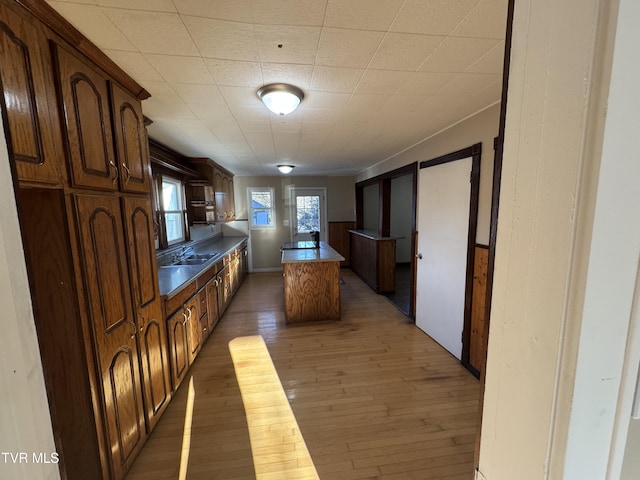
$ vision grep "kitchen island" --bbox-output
[281,242,345,324]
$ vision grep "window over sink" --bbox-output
[160,176,187,246]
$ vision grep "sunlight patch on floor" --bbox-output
[178,376,196,480]
[229,335,319,480]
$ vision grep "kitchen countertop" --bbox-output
[281,242,345,264]
[157,235,247,298]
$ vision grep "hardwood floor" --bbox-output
[126,269,480,480]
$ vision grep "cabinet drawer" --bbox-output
[196,263,217,290]
[164,281,197,317]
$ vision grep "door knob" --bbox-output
[416,253,423,259]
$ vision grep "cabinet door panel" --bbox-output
[111,82,150,193]
[78,196,131,332]
[185,296,201,364]
[141,320,169,416]
[217,265,231,316]
[55,44,116,191]
[167,309,189,390]
[74,194,145,479]
[206,280,219,331]
[0,4,63,184]
[108,348,144,465]
[123,197,170,431]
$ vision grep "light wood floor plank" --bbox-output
[126,269,479,479]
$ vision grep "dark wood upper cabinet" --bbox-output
[0,1,64,185]
[54,43,117,191]
[74,194,147,479]
[122,197,171,432]
[54,43,152,194]
[111,82,151,194]
[5,1,162,478]
[213,167,235,221]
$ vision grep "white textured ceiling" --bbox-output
[47,0,508,176]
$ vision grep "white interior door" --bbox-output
[415,157,472,359]
[290,188,327,242]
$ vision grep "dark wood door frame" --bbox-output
[419,143,482,375]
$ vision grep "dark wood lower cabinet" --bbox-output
[74,194,148,479]
[167,306,191,390]
[350,231,397,294]
[4,1,163,478]
[17,190,166,480]
[122,197,171,432]
[17,188,105,480]
[328,221,356,266]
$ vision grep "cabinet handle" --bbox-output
[128,320,136,339]
[182,311,188,325]
[122,162,131,183]
[138,312,145,332]
[187,307,193,322]
[109,161,119,183]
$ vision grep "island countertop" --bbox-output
[348,229,403,241]
[281,242,345,264]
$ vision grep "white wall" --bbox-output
[358,103,499,246]
[0,118,59,479]
[233,175,355,270]
[362,184,379,231]
[390,174,413,263]
[479,0,640,478]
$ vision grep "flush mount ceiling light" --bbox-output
[277,165,294,174]
[257,83,304,115]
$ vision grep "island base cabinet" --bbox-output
[283,261,341,323]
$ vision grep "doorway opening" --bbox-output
[354,163,418,317]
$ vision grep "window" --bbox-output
[248,187,275,229]
[295,195,320,233]
[162,176,186,245]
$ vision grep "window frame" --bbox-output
[161,175,187,246]
[248,187,276,230]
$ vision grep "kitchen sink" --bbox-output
[160,252,220,267]
[173,258,210,265]
[188,253,217,260]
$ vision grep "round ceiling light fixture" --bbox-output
[257,83,304,115]
[277,165,294,174]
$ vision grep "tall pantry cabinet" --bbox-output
[0,1,169,478]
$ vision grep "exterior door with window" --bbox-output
[290,188,327,242]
